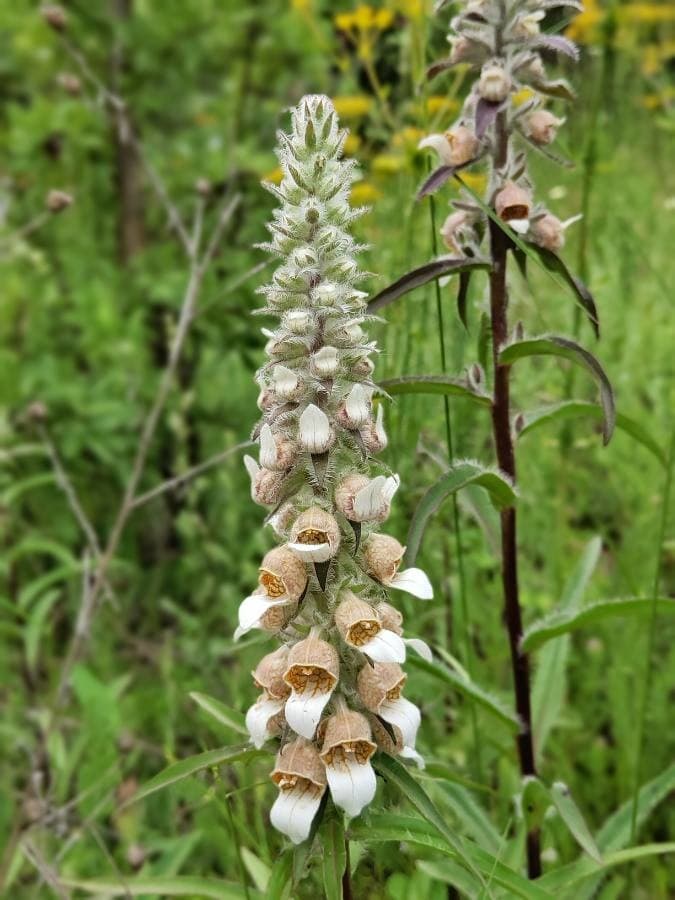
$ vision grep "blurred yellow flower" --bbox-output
[371,153,406,174]
[641,41,675,75]
[350,181,382,205]
[390,0,426,20]
[392,126,426,149]
[291,0,312,10]
[512,87,535,107]
[457,171,487,193]
[565,0,603,43]
[264,167,283,185]
[642,86,675,109]
[333,94,374,118]
[343,133,362,155]
[621,3,675,23]
[335,5,394,61]
[426,96,460,116]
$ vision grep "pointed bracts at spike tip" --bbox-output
[226,95,435,842]
[418,0,588,270]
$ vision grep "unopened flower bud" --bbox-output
[478,64,511,103]
[525,110,564,146]
[353,355,375,378]
[512,10,544,37]
[284,310,313,334]
[361,404,388,454]
[257,388,275,411]
[243,456,286,506]
[272,365,301,401]
[259,545,308,602]
[298,403,335,454]
[418,125,479,168]
[530,213,565,251]
[56,72,81,95]
[41,4,67,30]
[440,210,473,255]
[252,646,291,698]
[259,424,296,471]
[495,181,532,234]
[311,346,340,377]
[289,506,341,562]
[337,383,371,429]
[46,190,73,213]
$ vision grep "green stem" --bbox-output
[342,837,353,900]
[629,423,675,840]
[224,794,251,900]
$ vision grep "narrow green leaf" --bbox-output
[266,848,294,900]
[126,744,265,807]
[549,782,602,862]
[537,844,675,894]
[436,782,502,854]
[518,401,665,467]
[190,692,248,735]
[377,374,491,406]
[240,848,271,892]
[25,589,61,671]
[523,242,599,337]
[405,462,516,566]
[417,858,483,896]
[58,875,260,899]
[521,597,675,653]
[368,257,490,312]
[18,562,82,611]
[321,817,346,900]
[408,654,520,732]
[372,755,487,891]
[532,537,602,756]
[349,813,553,899]
[499,336,615,444]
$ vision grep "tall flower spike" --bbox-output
[235,95,434,843]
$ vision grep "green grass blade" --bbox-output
[266,849,294,900]
[58,875,261,899]
[408,654,520,732]
[320,817,347,900]
[532,537,602,757]
[521,598,675,653]
[190,692,248,735]
[549,782,602,863]
[405,462,516,565]
[537,843,675,894]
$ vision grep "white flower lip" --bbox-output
[311,346,339,377]
[285,688,333,739]
[379,696,421,751]
[288,540,332,562]
[325,756,377,818]
[298,403,332,454]
[508,218,530,235]
[246,694,285,748]
[234,591,292,640]
[404,637,433,662]
[270,781,325,844]
[259,424,278,470]
[359,628,406,663]
[389,566,434,600]
[344,383,370,427]
[353,474,400,522]
[418,133,452,166]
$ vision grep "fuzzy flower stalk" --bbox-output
[239,96,433,845]
[417,0,593,882]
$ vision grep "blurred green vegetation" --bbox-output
[0,0,674,897]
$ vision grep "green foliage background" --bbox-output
[0,0,673,896]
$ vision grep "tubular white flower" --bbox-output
[364,534,434,599]
[311,346,340,377]
[259,424,296,472]
[344,383,371,428]
[298,404,334,454]
[246,694,285,748]
[283,309,313,334]
[283,632,339,739]
[320,707,377,818]
[353,474,400,523]
[335,592,406,663]
[357,662,423,764]
[270,738,327,844]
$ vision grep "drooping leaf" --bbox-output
[126,744,265,807]
[526,34,580,60]
[549,782,602,863]
[517,401,665,467]
[532,537,602,757]
[405,462,516,565]
[368,258,490,311]
[190,692,248,735]
[320,817,347,900]
[426,57,455,80]
[528,77,577,101]
[475,98,502,139]
[407,654,520,732]
[417,165,455,198]
[377,374,491,406]
[524,242,599,337]
[58,876,260,899]
[521,597,675,653]
[499,336,615,444]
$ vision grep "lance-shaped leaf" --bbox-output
[521,597,675,653]
[124,744,265,807]
[517,401,666,467]
[190,692,248,735]
[499,335,615,444]
[320,817,347,900]
[475,98,502,139]
[417,154,483,200]
[537,843,675,895]
[549,781,602,863]
[407,654,520,732]
[58,876,261,899]
[377,374,491,406]
[528,77,577,101]
[368,257,490,312]
[427,57,455,80]
[405,462,516,565]
[524,242,599,337]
